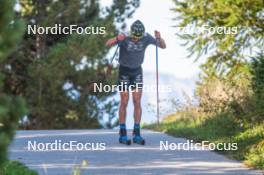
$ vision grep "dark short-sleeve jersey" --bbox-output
[117,33,158,68]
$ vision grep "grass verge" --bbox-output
[144,112,264,170]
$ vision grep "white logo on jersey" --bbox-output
[127,41,144,51]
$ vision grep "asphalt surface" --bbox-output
[8,129,262,175]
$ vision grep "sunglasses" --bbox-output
[130,32,143,40]
[131,34,143,40]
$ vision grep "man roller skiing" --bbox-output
[106,20,166,145]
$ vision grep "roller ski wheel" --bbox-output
[133,136,145,145]
[133,127,145,145]
[119,138,132,145]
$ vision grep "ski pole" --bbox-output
[107,45,119,75]
[156,40,160,126]
[110,45,119,64]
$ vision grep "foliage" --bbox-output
[246,140,264,169]
[172,0,264,75]
[144,111,264,169]
[172,0,264,123]
[0,96,27,167]
[148,0,264,170]
[252,53,264,96]
[251,53,264,118]
[0,0,27,169]
[1,161,38,175]
[72,160,88,175]
[1,0,140,129]
[196,69,254,120]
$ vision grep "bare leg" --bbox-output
[119,91,129,124]
[132,89,142,124]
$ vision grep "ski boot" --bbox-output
[133,128,145,145]
[119,128,131,145]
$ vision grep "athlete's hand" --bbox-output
[106,33,125,46]
[106,38,116,47]
[117,33,126,41]
[154,30,166,49]
[154,30,161,39]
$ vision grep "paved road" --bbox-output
[9,130,262,175]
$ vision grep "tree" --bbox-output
[250,52,264,122]
[0,0,26,168]
[172,0,263,77]
[172,0,264,123]
[1,0,140,129]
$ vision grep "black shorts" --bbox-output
[118,65,143,91]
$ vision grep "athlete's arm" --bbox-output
[155,30,166,49]
[105,33,126,47]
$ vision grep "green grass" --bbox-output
[1,160,38,175]
[144,112,264,170]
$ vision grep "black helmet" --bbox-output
[130,20,145,38]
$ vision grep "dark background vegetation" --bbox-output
[0,0,139,173]
[146,0,263,170]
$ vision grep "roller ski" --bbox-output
[119,128,131,145]
[133,126,145,145]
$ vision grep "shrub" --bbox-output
[1,161,37,175]
[250,53,264,123]
[0,0,26,169]
[0,96,27,167]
